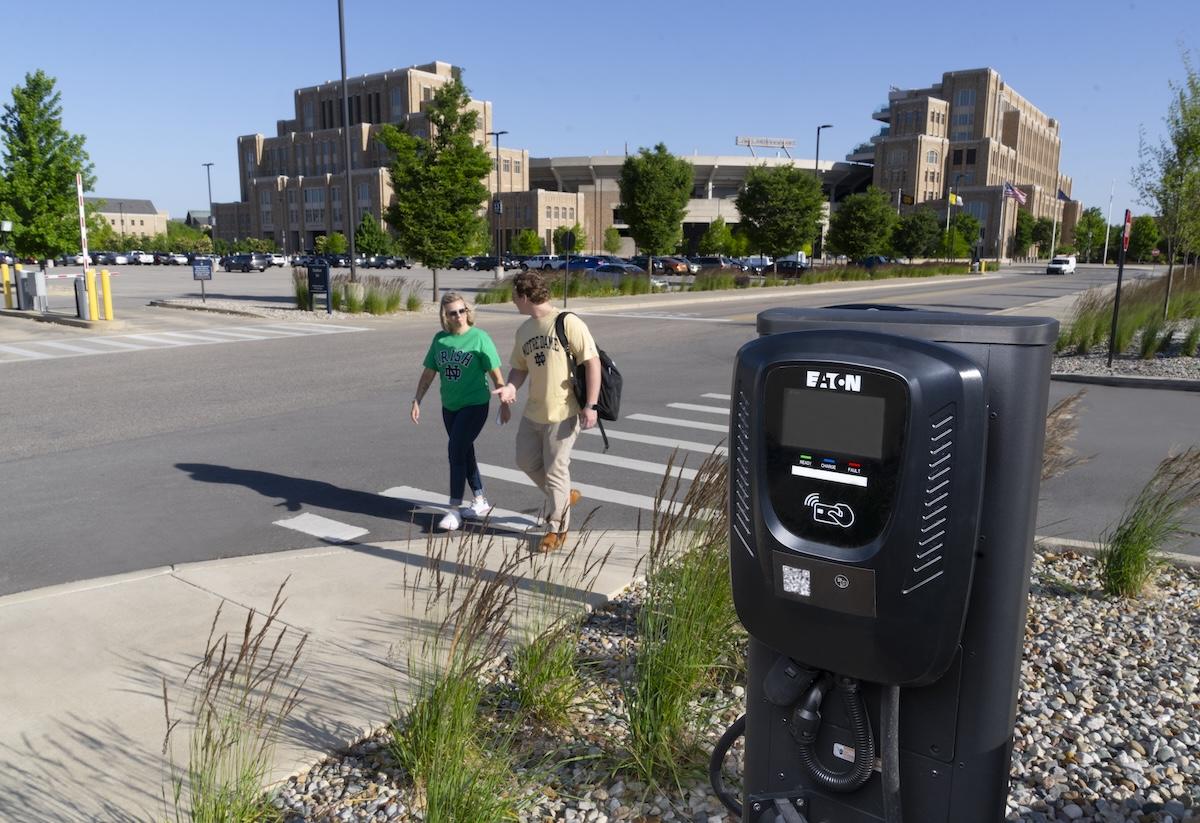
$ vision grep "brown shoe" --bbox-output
[569,489,582,507]
[538,531,568,553]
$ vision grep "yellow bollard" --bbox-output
[85,269,99,321]
[100,269,113,320]
[1,263,10,309]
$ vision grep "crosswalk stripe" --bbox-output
[155,331,242,344]
[85,338,149,350]
[478,463,704,516]
[570,449,699,480]
[274,322,369,334]
[273,512,368,543]
[380,486,540,531]
[626,413,728,433]
[0,343,53,359]
[667,402,729,415]
[239,325,311,337]
[187,328,269,340]
[125,334,190,346]
[579,427,726,456]
[702,393,731,401]
[33,340,99,354]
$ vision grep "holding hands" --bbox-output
[492,383,517,405]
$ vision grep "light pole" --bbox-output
[337,0,358,283]
[202,162,214,253]
[486,129,508,278]
[814,124,832,261]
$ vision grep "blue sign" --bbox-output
[192,261,212,281]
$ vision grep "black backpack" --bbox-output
[554,311,622,450]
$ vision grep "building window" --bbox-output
[357,182,370,206]
[927,150,939,164]
[546,206,551,218]
[502,158,511,173]
[553,207,560,219]
[303,189,325,224]
[514,160,522,174]
[390,87,403,121]
[953,112,974,126]
[955,88,976,107]
[422,85,433,102]
[569,208,575,219]
[952,149,963,165]
[952,130,972,141]
[966,149,977,165]
[260,190,271,205]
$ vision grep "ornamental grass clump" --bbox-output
[1097,446,1200,597]
[162,580,306,823]
[1181,322,1200,357]
[1042,389,1091,482]
[619,449,742,786]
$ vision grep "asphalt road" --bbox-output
[1,262,1189,597]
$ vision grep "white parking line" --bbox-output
[702,393,731,401]
[579,427,726,455]
[570,449,699,480]
[0,344,53,359]
[626,413,728,433]
[33,340,101,354]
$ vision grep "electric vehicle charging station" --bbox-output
[716,306,1058,823]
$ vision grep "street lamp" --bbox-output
[337,0,358,283]
[486,129,508,278]
[202,162,214,252]
[814,124,833,261]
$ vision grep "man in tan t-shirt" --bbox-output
[493,271,600,552]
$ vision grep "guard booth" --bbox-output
[717,306,1058,823]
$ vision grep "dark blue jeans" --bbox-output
[442,403,489,502]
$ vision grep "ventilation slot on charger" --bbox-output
[903,403,956,594]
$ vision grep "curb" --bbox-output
[0,307,127,330]
[1050,372,1200,392]
[1035,535,1200,569]
[148,299,275,318]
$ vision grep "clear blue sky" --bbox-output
[3,0,1193,224]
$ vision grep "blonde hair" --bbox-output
[439,291,475,333]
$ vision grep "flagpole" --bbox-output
[1101,178,1115,265]
[1049,191,1059,261]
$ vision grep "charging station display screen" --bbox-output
[779,389,885,459]
[763,365,907,549]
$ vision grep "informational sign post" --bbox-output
[192,258,213,304]
[1107,209,1133,368]
[307,261,331,315]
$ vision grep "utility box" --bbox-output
[729,305,1058,823]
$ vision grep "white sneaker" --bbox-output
[437,509,462,531]
[464,496,494,518]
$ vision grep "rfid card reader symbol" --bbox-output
[804,493,856,528]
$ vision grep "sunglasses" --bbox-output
[446,308,469,318]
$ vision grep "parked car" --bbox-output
[224,252,268,272]
[152,251,173,265]
[129,250,154,265]
[1046,255,1077,275]
[93,251,114,265]
[472,255,501,270]
[562,256,605,271]
[389,256,412,269]
[773,259,810,278]
[112,252,130,265]
[693,256,745,271]
[322,254,350,267]
[659,256,693,275]
[266,252,287,267]
[521,254,562,271]
[628,255,666,274]
[0,250,14,265]
[741,255,774,274]
[449,255,476,270]
[502,254,528,270]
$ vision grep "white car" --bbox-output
[111,252,130,265]
[169,252,189,265]
[521,254,562,271]
[129,250,154,265]
[1046,255,1076,275]
[267,252,287,267]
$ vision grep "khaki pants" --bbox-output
[516,415,580,532]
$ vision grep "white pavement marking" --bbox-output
[477,463,714,518]
[84,337,149,350]
[185,328,270,340]
[125,334,191,346]
[579,427,727,456]
[570,449,699,480]
[666,402,730,415]
[626,413,728,433]
[582,311,732,323]
[702,393,731,401]
[0,343,52,359]
[32,340,100,354]
[380,486,541,531]
[155,331,247,344]
[273,512,368,543]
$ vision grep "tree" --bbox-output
[1128,215,1161,261]
[379,76,492,299]
[324,232,348,254]
[0,70,95,261]
[1013,208,1035,258]
[513,229,543,255]
[1073,207,1107,262]
[826,187,897,260]
[553,222,586,254]
[602,226,622,255]
[698,216,733,255]
[1032,217,1054,257]
[354,213,390,256]
[889,208,941,261]
[939,211,982,259]
[1133,50,1200,315]
[734,165,824,267]
[617,143,693,255]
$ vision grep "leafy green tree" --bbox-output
[1032,217,1054,257]
[1134,50,1200,314]
[889,208,941,261]
[354,213,390,256]
[698,216,733,255]
[727,227,751,258]
[602,226,622,255]
[324,232,348,254]
[1013,208,1035,258]
[0,70,95,261]
[617,143,693,255]
[553,222,586,254]
[735,165,823,268]
[513,228,543,255]
[379,76,492,298]
[826,187,897,260]
[313,235,328,253]
[1127,214,1161,261]
[1074,207,1107,262]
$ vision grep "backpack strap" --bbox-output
[554,311,609,451]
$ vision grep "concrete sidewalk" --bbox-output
[0,528,648,822]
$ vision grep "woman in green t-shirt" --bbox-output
[411,292,508,531]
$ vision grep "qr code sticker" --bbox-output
[782,565,811,597]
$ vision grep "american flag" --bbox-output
[1003,182,1027,205]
